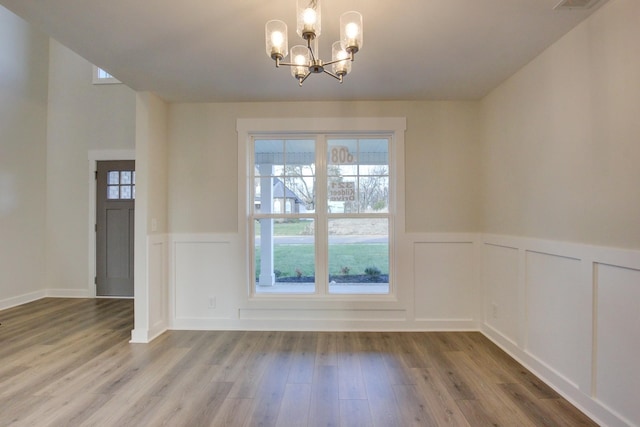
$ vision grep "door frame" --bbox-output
[88,149,136,298]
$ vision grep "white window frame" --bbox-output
[237,117,406,302]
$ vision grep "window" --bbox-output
[250,135,392,296]
[107,170,135,200]
[92,65,121,85]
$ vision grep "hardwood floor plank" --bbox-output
[444,351,537,427]
[393,384,439,426]
[275,383,312,427]
[287,331,317,384]
[244,332,296,426]
[539,396,600,427]
[378,332,416,386]
[336,332,367,400]
[410,368,471,427]
[465,333,559,399]
[498,383,561,427]
[308,365,340,427]
[227,331,279,399]
[0,394,51,427]
[339,399,373,427]
[0,300,600,427]
[210,397,253,426]
[357,333,404,427]
[315,332,338,367]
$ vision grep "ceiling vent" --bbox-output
[554,0,601,10]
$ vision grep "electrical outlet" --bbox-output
[208,296,216,309]
[491,303,498,319]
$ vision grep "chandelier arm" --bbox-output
[307,38,318,63]
[274,61,301,67]
[323,57,354,67]
[323,69,344,82]
[299,72,312,86]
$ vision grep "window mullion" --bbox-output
[315,135,328,294]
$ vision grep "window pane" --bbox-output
[285,139,315,166]
[255,139,284,177]
[108,171,120,185]
[358,139,389,172]
[328,177,357,214]
[285,176,315,212]
[132,185,136,199]
[121,171,132,185]
[121,185,132,199]
[254,178,263,213]
[328,139,358,176]
[132,171,136,184]
[98,68,112,79]
[359,175,389,213]
[328,218,389,294]
[255,218,315,294]
[107,185,119,199]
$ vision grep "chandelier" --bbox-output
[265,0,363,86]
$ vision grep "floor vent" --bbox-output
[554,0,601,10]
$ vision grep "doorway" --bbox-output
[96,160,135,297]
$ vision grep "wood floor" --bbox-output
[0,298,597,427]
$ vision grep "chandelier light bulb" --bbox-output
[345,22,359,39]
[290,45,310,81]
[303,8,317,25]
[271,31,284,48]
[340,11,363,53]
[297,0,321,38]
[265,20,288,60]
[332,41,351,78]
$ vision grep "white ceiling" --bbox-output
[0,0,608,102]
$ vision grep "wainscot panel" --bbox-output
[595,263,640,427]
[482,243,520,344]
[481,234,640,427]
[148,236,168,339]
[413,241,476,321]
[525,250,589,392]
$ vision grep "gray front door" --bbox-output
[96,160,135,297]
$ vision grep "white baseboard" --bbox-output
[0,289,95,312]
[130,324,167,344]
[45,289,91,298]
[0,290,47,311]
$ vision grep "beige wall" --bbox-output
[46,40,136,292]
[481,0,640,249]
[0,8,49,303]
[168,101,481,234]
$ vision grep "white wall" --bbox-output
[46,40,136,296]
[0,7,49,307]
[481,0,640,250]
[132,92,169,343]
[480,1,640,425]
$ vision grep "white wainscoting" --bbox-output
[131,234,169,343]
[411,234,479,330]
[595,263,640,427]
[169,233,245,330]
[481,234,640,427]
[168,232,481,331]
[147,235,168,340]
